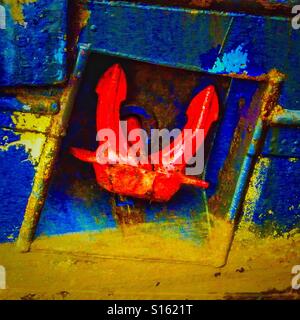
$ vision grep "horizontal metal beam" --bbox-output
[271,109,300,126]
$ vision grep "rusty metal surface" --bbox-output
[110,0,297,16]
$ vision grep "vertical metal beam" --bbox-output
[16,44,91,252]
[218,70,285,265]
[228,70,285,223]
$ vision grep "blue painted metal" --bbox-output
[245,123,300,231]
[81,1,233,73]
[115,197,135,207]
[1,0,300,244]
[80,0,300,112]
[243,156,300,232]
[0,111,20,130]
[35,1,300,237]
[205,79,260,198]
[271,109,300,126]
[229,119,264,221]
[0,96,59,114]
[0,110,51,133]
[0,0,67,86]
[15,44,92,252]
[263,126,300,157]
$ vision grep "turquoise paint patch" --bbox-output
[209,45,248,74]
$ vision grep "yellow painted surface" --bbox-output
[15,93,58,114]
[0,129,46,166]
[17,132,46,165]
[16,136,61,253]
[243,157,270,219]
[11,112,52,133]
[0,222,299,300]
[25,215,233,267]
[3,0,37,25]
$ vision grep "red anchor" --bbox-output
[70,64,219,202]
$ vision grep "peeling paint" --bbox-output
[3,0,37,25]
[209,45,248,74]
[243,157,270,221]
[0,110,51,166]
[16,132,46,165]
[0,130,46,166]
[11,112,52,133]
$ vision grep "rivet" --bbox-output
[281,139,287,145]
[90,25,97,32]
